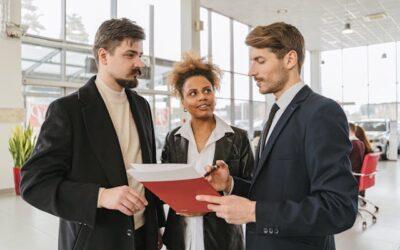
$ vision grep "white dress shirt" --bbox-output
[175,115,234,250]
[264,82,305,145]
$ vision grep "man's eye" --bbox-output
[189,92,196,96]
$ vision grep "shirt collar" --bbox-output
[275,81,305,110]
[175,115,234,145]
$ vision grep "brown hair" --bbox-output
[93,18,145,63]
[349,122,356,133]
[355,125,373,153]
[245,22,305,73]
[168,52,221,99]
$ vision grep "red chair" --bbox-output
[352,152,380,230]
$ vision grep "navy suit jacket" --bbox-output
[233,85,358,250]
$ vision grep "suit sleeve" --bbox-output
[254,101,358,236]
[20,100,100,228]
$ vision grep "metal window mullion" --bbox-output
[149,4,156,123]
[230,18,234,125]
[61,0,66,40]
[111,0,117,18]
[248,25,254,137]
[207,8,212,63]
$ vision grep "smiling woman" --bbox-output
[160,52,254,250]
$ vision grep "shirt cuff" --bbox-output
[97,187,106,208]
[223,176,234,196]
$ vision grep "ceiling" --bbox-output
[200,0,400,51]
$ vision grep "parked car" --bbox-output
[356,119,391,160]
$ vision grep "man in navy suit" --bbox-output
[197,22,358,250]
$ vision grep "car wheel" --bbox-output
[381,143,389,160]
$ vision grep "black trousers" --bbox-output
[134,226,145,250]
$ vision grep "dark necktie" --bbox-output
[259,103,280,154]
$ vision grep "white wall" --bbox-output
[0,0,23,190]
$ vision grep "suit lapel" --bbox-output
[251,86,312,187]
[212,133,234,165]
[79,76,128,187]
[126,90,152,163]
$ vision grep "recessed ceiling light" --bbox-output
[364,12,387,22]
[277,9,288,15]
[342,23,354,34]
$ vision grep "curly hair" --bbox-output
[168,52,221,98]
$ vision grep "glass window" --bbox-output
[234,74,249,100]
[233,21,249,74]
[303,50,311,85]
[155,95,169,161]
[21,0,62,39]
[200,7,209,59]
[216,71,231,98]
[252,78,265,102]
[25,96,57,134]
[253,101,266,132]
[22,44,61,80]
[211,12,230,71]
[215,98,231,124]
[342,46,368,121]
[321,49,342,102]
[153,0,181,61]
[234,100,250,131]
[66,51,95,82]
[66,0,110,44]
[117,0,150,55]
[170,97,185,130]
[368,43,397,120]
[154,62,172,91]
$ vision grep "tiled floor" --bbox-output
[0,160,399,250]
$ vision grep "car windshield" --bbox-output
[358,122,387,132]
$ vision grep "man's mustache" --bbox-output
[132,68,141,77]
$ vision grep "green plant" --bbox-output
[8,124,36,168]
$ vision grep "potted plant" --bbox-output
[8,124,36,195]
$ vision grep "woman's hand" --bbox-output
[204,160,232,193]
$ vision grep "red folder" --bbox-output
[128,164,221,214]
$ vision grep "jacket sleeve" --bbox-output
[231,131,253,197]
[160,132,172,164]
[20,100,100,228]
[254,101,358,237]
[239,131,255,181]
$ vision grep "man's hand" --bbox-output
[157,230,163,250]
[204,160,232,193]
[99,186,148,216]
[196,195,256,225]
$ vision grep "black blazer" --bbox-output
[20,76,165,250]
[233,86,358,250]
[161,125,254,250]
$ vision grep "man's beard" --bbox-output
[115,68,141,89]
[116,78,138,89]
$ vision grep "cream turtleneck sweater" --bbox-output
[95,78,145,230]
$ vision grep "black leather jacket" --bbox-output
[161,125,254,250]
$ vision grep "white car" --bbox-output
[356,119,390,160]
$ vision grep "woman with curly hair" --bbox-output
[161,52,254,250]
